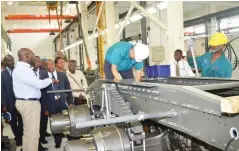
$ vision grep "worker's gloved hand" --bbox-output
[187,50,192,57]
[2,106,7,113]
[44,111,49,116]
[113,79,120,82]
[52,79,60,84]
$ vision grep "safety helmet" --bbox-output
[209,32,228,46]
[134,43,150,62]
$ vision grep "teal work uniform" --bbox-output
[105,42,143,71]
[187,52,232,78]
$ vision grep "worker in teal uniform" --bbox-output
[187,32,232,78]
[104,42,150,82]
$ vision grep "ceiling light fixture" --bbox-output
[146,7,157,14]
[157,2,168,10]
[62,1,168,51]
[5,1,15,5]
[129,14,143,22]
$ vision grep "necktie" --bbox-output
[51,73,60,99]
[176,62,180,77]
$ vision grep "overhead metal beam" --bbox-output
[184,1,239,7]
[115,4,134,43]
[5,14,76,20]
[53,1,96,43]
[129,1,168,30]
[184,6,239,27]
[7,29,62,33]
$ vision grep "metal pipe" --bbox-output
[190,45,199,77]
[5,14,76,20]
[7,29,62,33]
[115,4,134,43]
[129,1,168,30]
[76,110,177,129]
[47,88,89,93]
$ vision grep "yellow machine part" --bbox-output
[46,2,58,11]
[96,1,106,79]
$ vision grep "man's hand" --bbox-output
[187,50,192,57]
[69,104,73,108]
[135,70,142,82]
[113,79,120,82]
[52,79,60,84]
[2,106,7,113]
[44,111,49,116]
[78,94,84,100]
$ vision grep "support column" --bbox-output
[208,4,217,35]
[140,1,147,45]
[205,20,210,52]
[149,1,184,65]
[165,1,184,64]
[78,21,84,70]
[105,1,116,48]
[79,2,90,70]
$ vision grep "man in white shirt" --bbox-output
[170,49,195,77]
[12,48,58,151]
[66,60,88,105]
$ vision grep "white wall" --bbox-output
[9,33,54,60]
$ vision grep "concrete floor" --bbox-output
[2,118,68,151]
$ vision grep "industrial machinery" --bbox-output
[49,77,239,151]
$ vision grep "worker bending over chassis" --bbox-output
[104,42,150,82]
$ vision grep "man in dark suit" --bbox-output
[33,56,49,151]
[1,55,23,146]
[41,59,73,148]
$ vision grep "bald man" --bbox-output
[12,48,58,151]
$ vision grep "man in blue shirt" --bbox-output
[187,32,232,78]
[104,42,150,82]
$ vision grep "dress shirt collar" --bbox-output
[48,70,57,79]
[174,59,183,64]
[17,61,31,68]
[67,70,76,75]
[6,67,12,75]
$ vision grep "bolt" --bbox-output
[210,139,215,143]
[229,146,234,150]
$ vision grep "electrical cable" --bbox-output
[224,136,236,151]
[55,9,66,56]
[208,37,239,70]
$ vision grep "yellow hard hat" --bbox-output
[209,32,228,46]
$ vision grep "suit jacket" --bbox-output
[40,71,73,113]
[1,68,15,112]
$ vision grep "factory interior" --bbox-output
[1,1,239,151]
